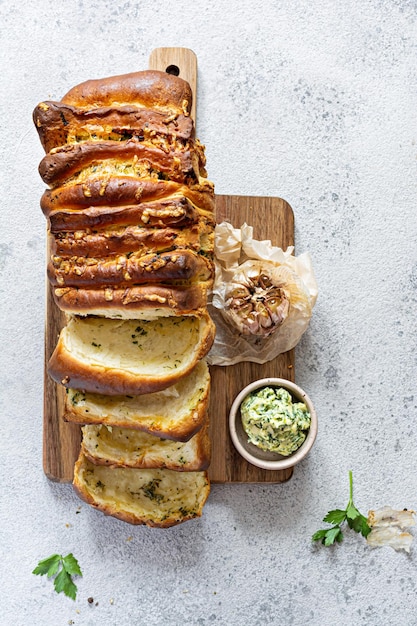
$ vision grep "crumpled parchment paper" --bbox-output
[207,222,318,366]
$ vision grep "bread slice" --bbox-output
[60,70,193,114]
[46,196,210,232]
[73,451,210,527]
[48,248,213,289]
[33,71,194,152]
[40,177,215,214]
[38,139,205,187]
[53,284,210,320]
[50,222,213,258]
[49,313,215,395]
[33,100,194,154]
[81,417,210,471]
[64,359,210,440]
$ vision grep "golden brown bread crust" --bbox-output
[61,70,192,113]
[48,313,216,395]
[40,177,215,213]
[50,221,213,257]
[33,101,194,153]
[66,399,207,441]
[63,359,210,440]
[53,284,209,318]
[64,391,209,441]
[48,249,214,288]
[51,225,193,257]
[81,418,211,471]
[72,452,210,527]
[47,197,211,232]
[39,140,202,187]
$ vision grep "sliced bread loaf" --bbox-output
[73,451,210,527]
[53,284,210,320]
[81,418,210,471]
[49,313,215,395]
[64,359,210,440]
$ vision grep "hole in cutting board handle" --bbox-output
[165,64,180,76]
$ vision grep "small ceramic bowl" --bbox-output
[229,377,317,470]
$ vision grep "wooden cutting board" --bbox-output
[42,48,295,484]
[208,195,295,483]
[43,194,294,483]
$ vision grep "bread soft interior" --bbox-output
[65,359,209,439]
[64,315,208,375]
[73,452,210,527]
[81,418,210,471]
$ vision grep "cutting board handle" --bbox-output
[148,47,197,123]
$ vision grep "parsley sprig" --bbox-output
[312,471,371,546]
[32,553,82,600]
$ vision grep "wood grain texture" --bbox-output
[148,47,197,123]
[209,195,295,483]
[43,195,295,483]
[44,271,81,481]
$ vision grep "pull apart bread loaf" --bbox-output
[34,70,215,527]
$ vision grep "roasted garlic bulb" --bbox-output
[224,266,290,337]
[208,222,318,366]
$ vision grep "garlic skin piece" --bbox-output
[366,506,415,553]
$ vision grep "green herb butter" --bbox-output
[240,386,311,456]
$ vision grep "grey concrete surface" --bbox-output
[1,0,417,624]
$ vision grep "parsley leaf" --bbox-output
[32,554,61,577]
[312,471,371,547]
[346,502,360,520]
[311,528,329,542]
[348,513,372,537]
[323,509,347,525]
[62,553,83,577]
[324,526,344,545]
[33,553,82,600]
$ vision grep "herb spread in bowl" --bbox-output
[229,377,317,471]
[240,386,311,456]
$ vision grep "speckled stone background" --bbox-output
[1,1,417,624]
